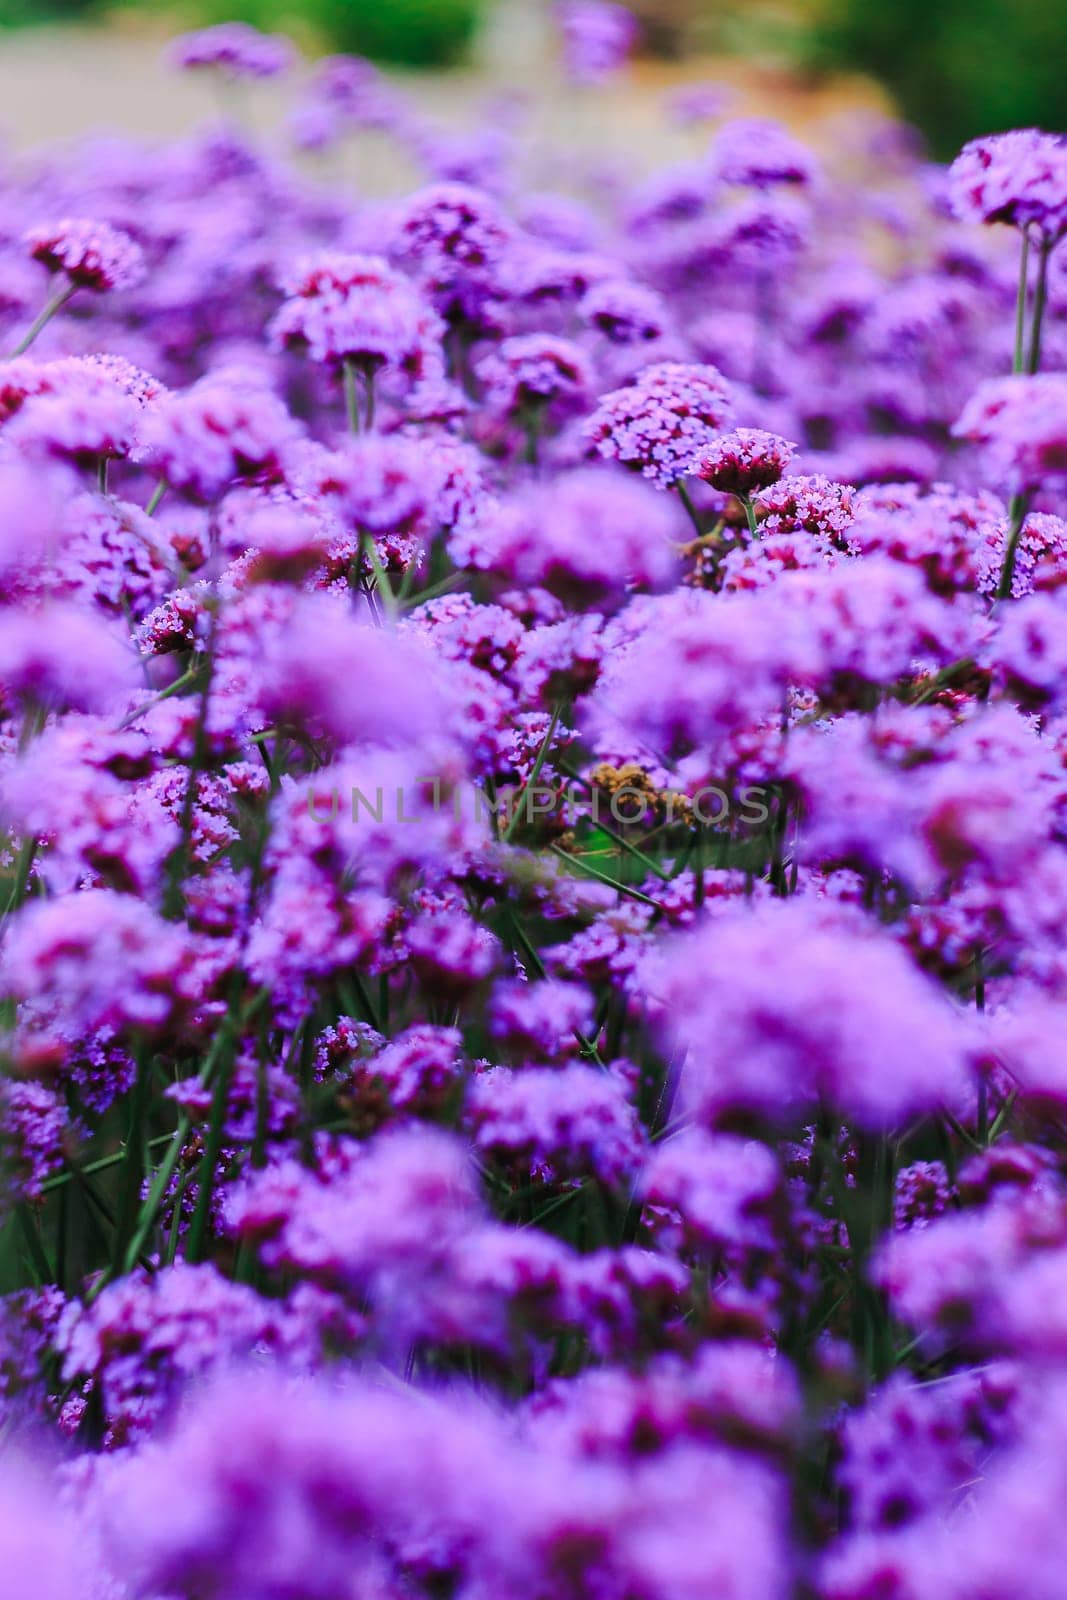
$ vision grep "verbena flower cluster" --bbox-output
[0,18,1065,1599]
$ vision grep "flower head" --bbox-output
[953,374,1067,493]
[584,361,734,487]
[698,428,797,498]
[555,0,639,84]
[270,253,443,378]
[169,21,295,80]
[24,218,145,292]
[949,128,1067,238]
[711,118,817,190]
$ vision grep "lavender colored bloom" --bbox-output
[0,602,137,711]
[475,333,592,419]
[555,1,639,85]
[0,889,194,1041]
[24,217,145,292]
[0,1466,84,1599]
[584,361,735,487]
[579,278,669,344]
[711,119,818,190]
[139,371,300,502]
[698,428,797,498]
[489,977,596,1062]
[57,1263,292,1445]
[953,374,1067,493]
[305,434,443,539]
[245,590,455,748]
[0,1080,68,1202]
[641,1128,781,1257]
[894,1161,953,1231]
[270,253,443,378]
[949,128,1067,238]
[467,1062,646,1188]
[450,467,679,607]
[169,21,295,80]
[835,1369,1017,1533]
[347,1023,465,1126]
[643,900,972,1128]
[391,182,514,325]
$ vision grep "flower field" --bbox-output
[0,10,1066,1596]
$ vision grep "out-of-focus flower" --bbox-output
[953,374,1067,493]
[555,1,639,84]
[270,253,443,380]
[168,21,296,80]
[24,218,146,293]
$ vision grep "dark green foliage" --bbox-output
[809,0,1067,157]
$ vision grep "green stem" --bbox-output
[342,357,361,435]
[997,493,1029,601]
[676,481,703,537]
[555,760,672,881]
[87,989,268,1294]
[162,612,219,919]
[39,1132,177,1194]
[145,479,168,517]
[8,279,77,358]
[522,406,543,469]
[364,539,398,622]
[548,843,660,909]
[183,1048,237,1264]
[110,1045,153,1275]
[1013,230,1031,374]
[116,664,200,732]
[739,493,759,539]
[2,834,38,918]
[503,704,563,843]
[1026,237,1052,375]
[16,1206,53,1284]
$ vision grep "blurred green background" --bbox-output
[0,0,1062,153]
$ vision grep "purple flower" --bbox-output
[488,976,596,1061]
[894,1160,953,1231]
[139,371,300,502]
[555,1,639,84]
[584,361,735,487]
[390,182,514,326]
[953,374,1067,494]
[450,467,679,608]
[0,1466,84,1599]
[475,333,592,419]
[711,119,818,190]
[0,1080,68,1202]
[270,253,443,379]
[643,900,972,1128]
[641,1128,781,1256]
[168,21,296,80]
[698,428,797,498]
[24,218,145,292]
[949,128,1067,238]
[579,278,669,344]
[467,1062,646,1188]
[57,1263,293,1445]
[0,889,195,1041]
[0,602,138,712]
[244,590,456,748]
[346,1023,465,1127]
